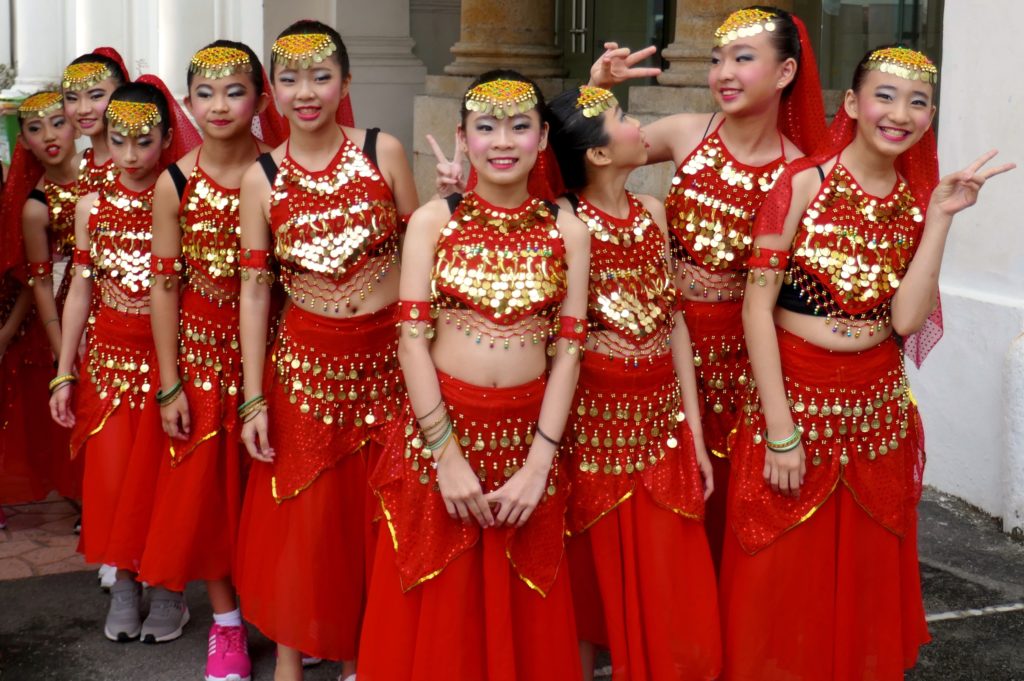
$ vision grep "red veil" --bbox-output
[753,103,941,366]
[90,46,130,82]
[254,66,288,148]
[780,15,828,156]
[0,139,46,278]
[134,74,202,170]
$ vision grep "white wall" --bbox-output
[908,0,1024,530]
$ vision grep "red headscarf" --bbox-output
[0,137,46,278]
[754,101,941,366]
[134,74,202,171]
[779,15,828,155]
[90,47,130,83]
[254,66,288,148]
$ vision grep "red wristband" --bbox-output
[556,316,588,343]
[150,255,183,275]
[747,247,790,270]
[27,260,53,277]
[72,248,91,266]
[398,300,432,323]
[239,248,271,270]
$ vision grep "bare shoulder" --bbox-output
[555,205,589,251]
[407,197,451,233]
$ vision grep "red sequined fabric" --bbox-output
[269,133,399,314]
[372,371,568,596]
[729,328,924,554]
[87,180,155,313]
[180,164,242,298]
[565,352,704,534]
[43,179,78,256]
[77,147,118,195]
[266,305,402,502]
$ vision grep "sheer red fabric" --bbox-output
[0,143,44,276]
[90,46,130,82]
[754,104,941,364]
[134,75,202,170]
[255,67,288,148]
[780,16,828,156]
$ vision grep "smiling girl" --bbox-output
[722,47,1014,679]
[48,77,200,642]
[232,20,417,681]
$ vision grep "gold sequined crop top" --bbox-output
[78,147,118,195]
[777,162,924,331]
[268,131,399,287]
[86,179,154,304]
[29,180,77,256]
[179,163,242,294]
[432,192,567,325]
[571,192,676,342]
[666,120,786,274]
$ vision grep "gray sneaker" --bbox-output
[141,587,190,644]
[105,579,142,642]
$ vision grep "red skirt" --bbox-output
[359,521,582,681]
[234,304,401,661]
[567,486,721,681]
[75,307,164,569]
[720,486,929,680]
[138,290,246,590]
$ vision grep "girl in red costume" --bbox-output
[360,70,590,681]
[584,6,827,566]
[62,48,131,193]
[138,41,286,679]
[48,77,200,642]
[723,46,1014,680]
[546,85,719,681]
[0,93,78,505]
[233,20,417,681]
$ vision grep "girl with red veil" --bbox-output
[545,84,721,681]
[48,76,200,642]
[722,46,1014,679]
[233,19,417,681]
[360,70,590,681]
[0,92,79,506]
[136,40,285,679]
[582,5,828,567]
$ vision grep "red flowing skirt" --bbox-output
[138,292,246,590]
[567,487,721,681]
[234,304,401,661]
[720,486,929,680]
[75,307,163,569]
[359,522,582,681]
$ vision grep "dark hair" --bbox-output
[107,82,170,135]
[546,89,611,191]
[187,39,265,95]
[459,69,548,126]
[271,20,349,80]
[69,52,128,86]
[850,43,935,94]
[742,5,801,95]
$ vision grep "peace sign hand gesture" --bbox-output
[930,149,1016,218]
[589,42,662,89]
[427,132,466,198]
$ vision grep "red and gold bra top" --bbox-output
[86,179,154,306]
[269,133,399,287]
[432,192,567,326]
[180,163,241,295]
[574,192,676,344]
[44,178,78,255]
[779,162,924,332]
[666,121,786,274]
[78,147,118,195]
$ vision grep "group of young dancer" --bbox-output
[0,5,1013,681]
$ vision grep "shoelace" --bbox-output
[214,625,246,654]
[149,596,182,616]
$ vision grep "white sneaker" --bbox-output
[99,564,117,591]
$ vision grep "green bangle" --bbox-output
[156,380,183,406]
[765,426,800,450]
[237,395,265,417]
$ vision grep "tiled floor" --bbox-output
[0,495,94,581]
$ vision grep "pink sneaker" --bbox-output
[205,624,251,681]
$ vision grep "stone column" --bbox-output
[1,0,74,98]
[444,0,563,79]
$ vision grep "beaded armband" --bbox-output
[239,248,274,285]
[397,300,436,340]
[150,255,183,276]
[27,260,53,285]
[555,315,588,356]
[747,247,790,287]
[72,248,92,277]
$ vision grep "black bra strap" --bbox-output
[564,193,580,213]
[543,200,560,218]
[167,163,188,200]
[702,113,717,139]
[816,165,825,182]
[28,188,47,205]
[258,153,278,185]
[445,193,463,214]
[363,127,380,169]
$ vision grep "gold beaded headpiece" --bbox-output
[106,100,162,137]
[271,33,337,69]
[864,47,938,85]
[575,85,618,118]
[189,46,253,80]
[714,8,777,47]
[62,61,113,92]
[464,79,539,119]
[18,92,64,120]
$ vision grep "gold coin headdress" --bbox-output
[464,79,539,119]
[271,33,337,69]
[864,47,938,85]
[106,100,162,137]
[576,85,618,119]
[62,61,113,92]
[18,92,64,120]
[715,8,778,47]
[189,46,253,80]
